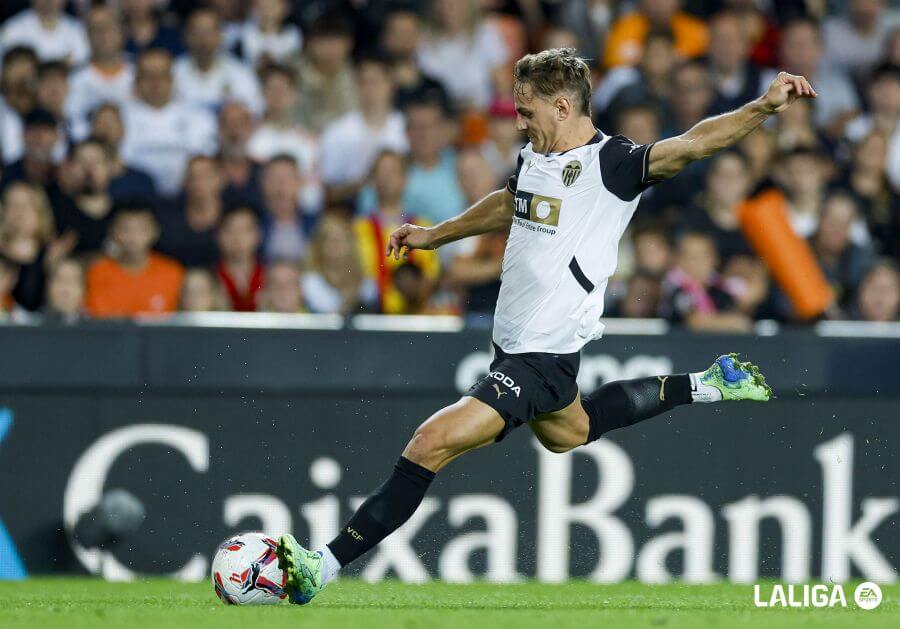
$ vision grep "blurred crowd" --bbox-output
[0,0,897,329]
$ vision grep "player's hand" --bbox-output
[760,71,817,114]
[386,223,435,259]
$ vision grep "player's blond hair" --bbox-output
[514,48,592,116]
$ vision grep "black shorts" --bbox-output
[467,343,581,442]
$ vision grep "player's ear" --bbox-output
[555,96,571,121]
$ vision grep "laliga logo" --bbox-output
[753,582,883,610]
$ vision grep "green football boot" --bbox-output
[699,353,772,401]
[276,534,326,605]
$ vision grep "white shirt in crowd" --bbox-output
[0,9,89,66]
[0,97,23,165]
[120,98,217,197]
[248,123,322,210]
[173,54,264,116]
[238,21,302,67]
[417,22,508,111]
[302,272,378,315]
[67,62,135,137]
[318,110,408,186]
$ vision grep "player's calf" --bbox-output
[582,353,771,444]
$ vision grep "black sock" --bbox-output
[326,456,435,567]
[582,374,692,443]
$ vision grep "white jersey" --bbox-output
[493,131,658,354]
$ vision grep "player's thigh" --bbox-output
[529,391,589,453]
[403,395,505,472]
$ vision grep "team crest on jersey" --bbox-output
[562,160,582,187]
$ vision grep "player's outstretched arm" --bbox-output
[386,189,513,259]
[646,72,818,181]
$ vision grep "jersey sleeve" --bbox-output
[597,134,661,202]
[505,152,525,194]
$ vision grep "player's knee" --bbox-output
[404,423,451,466]
[540,440,577,454]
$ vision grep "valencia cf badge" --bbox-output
[562,160,582,186]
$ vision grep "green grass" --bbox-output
[0,579,897,629]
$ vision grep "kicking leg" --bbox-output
[531,353,772,453]
[277,396,504,604]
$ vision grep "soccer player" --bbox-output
[277,49,815,603]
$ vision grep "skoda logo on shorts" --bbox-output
[562,160,582,187]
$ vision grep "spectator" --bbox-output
[845,62,900,143]
[355,150,440,314]
[155,155,225,268]
[121,48,217,198]
[608,270,663,318]
[1,108,61,190]
[180,268,227,312]
[122,0,184,57]
[724,0,780,69]
[480,98,524,182]
[772,95,824,153]
[0,181,56,310]
[173,9,263,116]
[292,13,357,134]
[67,6,134,132]
[247,64,320,210]
[85,201,184,317]
[660,231,751,332]
[391,262,458,315]
[207,0,247,52]
[44,257,85,322]
[320,55,407,206]
[217,101,263,209]
[678,151,754,263]
[89,103,157,204]
[236,0,301,69]
[402,98,466,223]
[0,0,89,66]
[417,0,509,111]
[736,125,776,188]
[851,260,900,321]
[721,255,772,320]
[762,17,859,134]
[35,61,71,159]
[0,253,19,315]
[671,59,714,133]
[216,206,264,312]
[706,10,763,116]
[613,101,662,147]
[446,149,505,316]
[810,191,874,308]
[593,28,676,131]
[302,212,377,315]
[603,0,708,69]
[381,9,451,114]
[258,258,303,313]
[842,132,899,256]
[772,147,831,240]
[261,154,308,262]
[54,138,114,255]
[631,221,673,276]
[823,0,900,80]
[0,46,39,164]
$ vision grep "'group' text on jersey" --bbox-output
[494,131,660,354]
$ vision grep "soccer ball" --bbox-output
[211,532,288,605]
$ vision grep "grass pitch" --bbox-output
[0,578,897,629]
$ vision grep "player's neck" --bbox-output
[541,118,597,154]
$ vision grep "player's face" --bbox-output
[513,82,559,153]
